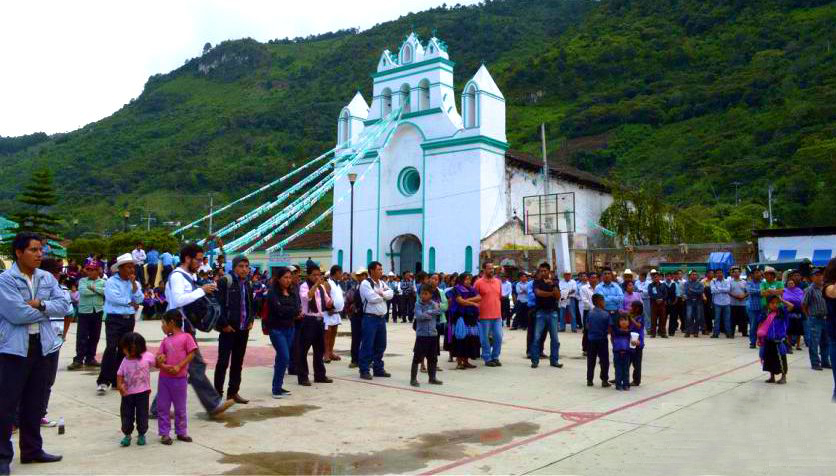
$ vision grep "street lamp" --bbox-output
[348,172,357,273]
[123,210,130,232]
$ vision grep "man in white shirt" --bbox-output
[131,242,147,287]
[579,272,599,355]
[558,271,579,332]
[500,274,513,328]
[198,257,212,274]
[358,261,394,380]
[161,243,234,417]
[324,265,345,362]
[512,273,530,330]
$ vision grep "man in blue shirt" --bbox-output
[96,253,143,395]
[647,270,668,338]
[746,269,763,349]
[0,232,70,471]
[145,246,160,288]
[160,250,174,283]
[594,268,623,323]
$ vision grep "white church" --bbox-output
[330,33,613,275]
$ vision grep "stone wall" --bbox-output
[587,242,756,274]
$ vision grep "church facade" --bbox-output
[331,33,612,275]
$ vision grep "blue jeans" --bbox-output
[531,310,560,366]
[359,315,387,375]
[807,318,831,368]
[559,305,578,332]
[478,319,503,362]
[685,300,703,334]
[747,308,762,346]
[642,298,651,325]
[268,327,294,395]
[713,304,731,336]
[614,351,630,388]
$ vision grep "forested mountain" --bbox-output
[1,0,833,241]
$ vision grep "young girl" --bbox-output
[758,295,790,384]
[628,301,645,387]
[116,332,155,447]
[612,315,632,391]
[156,311,197,445]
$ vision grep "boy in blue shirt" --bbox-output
[586,294,611,387]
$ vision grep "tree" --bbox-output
[203,42,212,55]
[10,169,60,238]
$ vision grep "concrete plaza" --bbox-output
[12,319,836,475]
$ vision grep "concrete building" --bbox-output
[331,33,612,275]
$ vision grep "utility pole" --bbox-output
[731,181,741,205]
[767,184,774,228]
[208,194,214,235]
[541,123,552,269]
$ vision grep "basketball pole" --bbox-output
[540,123,553,270]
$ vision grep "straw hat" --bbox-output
[649,269,658,275]
[110,253,135,273]
[763,266,777,275]
[355,267,368,276]
[623,268,634,276]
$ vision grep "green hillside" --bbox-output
[1,0,834,243]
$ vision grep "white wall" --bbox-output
[506,164,613,248]
[758,235,836,262]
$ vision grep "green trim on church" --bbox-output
[385,208,423,216]
[421,135,509,151]
[371,57,455,79]
[402,107,442,119]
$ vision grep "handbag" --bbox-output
[454,316,467,340]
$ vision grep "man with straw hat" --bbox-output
[96,253,143,395]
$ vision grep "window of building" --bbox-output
[428,247,436,273]
[400,83,411,114]
[463,84,478,128]
[418,79,430,111]
[338,109,350,145]
[337,249,343,268]
[464,246,473,274]
[366,249,373,267]
[382,88,392,116]
[402,45,412,64]
[397,167,420,196]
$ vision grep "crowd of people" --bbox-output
[1,229,836,475]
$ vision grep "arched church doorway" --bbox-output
[389,234,422,275]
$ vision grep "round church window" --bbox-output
[397,167,420,196]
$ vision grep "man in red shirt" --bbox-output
[474,262,503,367]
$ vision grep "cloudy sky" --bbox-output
[1,0,479,137]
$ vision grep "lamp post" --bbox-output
[123,210,130,232]
[348,173,357,273]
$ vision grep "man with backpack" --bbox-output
[213,256,254,404]
[358,261,394,380]
[345,268,367,368]
[162,243,235,417]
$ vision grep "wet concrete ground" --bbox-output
[12,320,836,475]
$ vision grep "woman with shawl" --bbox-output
[758,294,791,384]
[449,273,482,370]
[783,278,805,351]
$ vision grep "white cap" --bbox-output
[650,269,658,274]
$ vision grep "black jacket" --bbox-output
[264,288,300,330]
[216,273,255,331]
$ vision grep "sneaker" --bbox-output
[160,436,173,446]
[280,388,292,395]
[67,361,84,371]
[272,393,283,399]
[120,436,131,447]
[137,435,146,446]
[40,418,57,428]
[96,384,107,395]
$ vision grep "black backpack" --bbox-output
[169,269,222,333]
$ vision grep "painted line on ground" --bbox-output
[419,359,759,475]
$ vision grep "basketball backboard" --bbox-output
[523,192,575,234]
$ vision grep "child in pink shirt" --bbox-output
[116,332,155,447]
[156,311,197,445]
